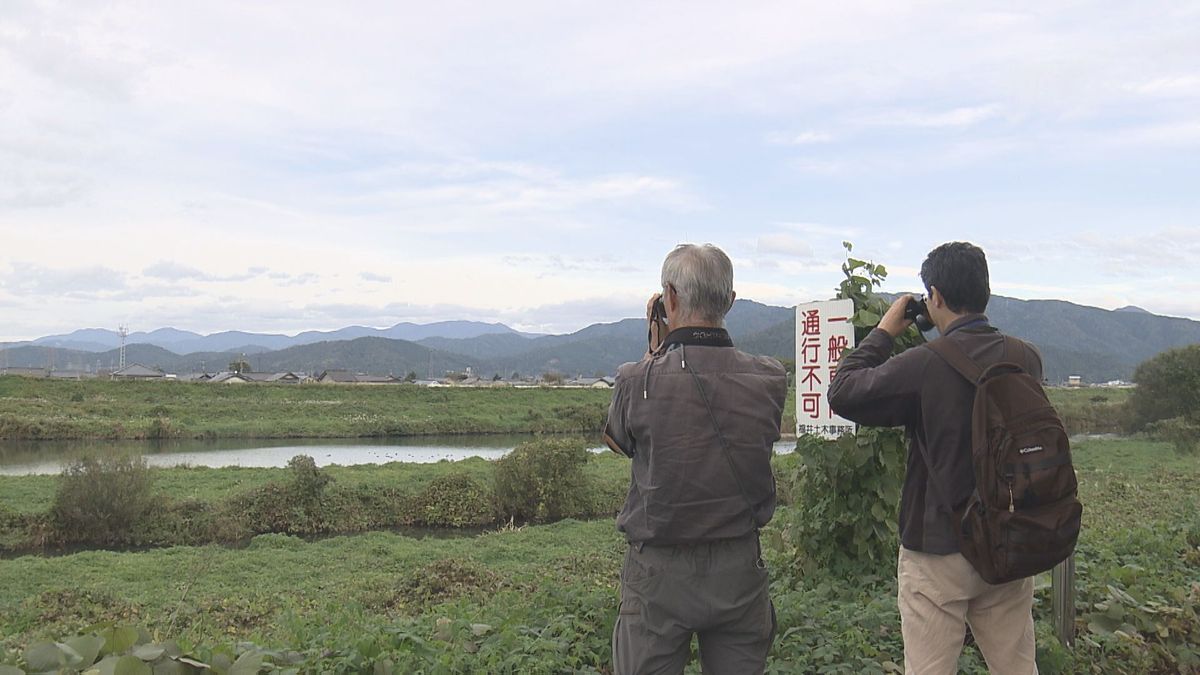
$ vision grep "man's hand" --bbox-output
[645,292,668,357]
[878,294,916,338]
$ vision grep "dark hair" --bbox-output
[920,242,990,313]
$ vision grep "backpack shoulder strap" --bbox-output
[926,337,984,386]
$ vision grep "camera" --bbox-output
[651,297,667,325]
[904,296,935,332]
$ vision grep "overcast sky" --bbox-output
[2,1,1199,340]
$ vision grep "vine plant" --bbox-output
[774,242,926,578]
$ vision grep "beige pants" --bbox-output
[898,547,1038,675]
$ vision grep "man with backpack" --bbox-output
[828,242,1076,674]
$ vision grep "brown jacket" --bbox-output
[605,327,788,544]
[827,314,1043,554]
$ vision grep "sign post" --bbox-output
[795,299,857,439]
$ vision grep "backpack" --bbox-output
[927,335,1082,585]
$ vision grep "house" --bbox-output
[266,372,303,384]
[565,376,615,389]
[1067,375,1083,387]
[209,371,251,384]
[354,374,400,385]
[111,364,165,380]
[0,367,49,378]
[180,372,214,382]
[316,370,398,384]
[318,370,358,384]
[49,370,91,380]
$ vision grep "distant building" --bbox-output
[49,370,91,380]
[111,364,165,380]
[0,367,49,378]
[265,372,303,384]
[317,370,398,384]
[317,370,359,384]
[565,376,615,388]
[1067,375,1083,387]
[209,371,251,384]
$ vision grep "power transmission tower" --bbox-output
[118,324,129,370]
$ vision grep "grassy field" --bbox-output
[0,375,1120,445]
[1,437,1196,673]
[0,376,613,440]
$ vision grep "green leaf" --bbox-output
[228,651,263,675]
[101,628,139,656]
[132,645,166,662]
[66,635,106,667]
[113,655,152,675]
[0,666,25,675]
[23,643,65,672]
[151,660,188,675]
[93,654,122,675]
[54,641,85,668]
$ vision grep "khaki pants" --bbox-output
[612,533,776,674]
[898,547,1038,675]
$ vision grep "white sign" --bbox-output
[795,299,857,439]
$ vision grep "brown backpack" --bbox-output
[927,335,1083,584]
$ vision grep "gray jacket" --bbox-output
[604,327,788,544]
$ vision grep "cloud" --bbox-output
[501,254,641,276]
[0,262,127,298]
[142,261,206,281]
[861,104,1003,128]
[359,271,392,283]
[141,261,269,282]
[756,234,814,259]
[766,131,834,146]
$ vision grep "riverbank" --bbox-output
[1,437,1196,673]
[0,438,631,554]
[0,376,614,440]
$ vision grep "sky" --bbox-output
[2,1,1199,341]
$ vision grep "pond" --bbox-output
[0,435,800,475]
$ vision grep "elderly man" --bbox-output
[604,243,788,674]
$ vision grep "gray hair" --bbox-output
[660,243,734,323]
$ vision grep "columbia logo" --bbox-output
[1018,446,1044,455]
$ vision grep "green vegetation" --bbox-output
[0,377,612,440]
[1130,344,1200,455]
[0,440,630,553]
[0,438,1196,673]
[494,438,592,522]
[776,243,921,577]
[1046,386,1133,436]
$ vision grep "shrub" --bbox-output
[494,438,591,522]
[287,454,331,504]
[412,473,494,527]
[49,455,153,546]
[1146,415,1200,455]
[1130,344,1200,430]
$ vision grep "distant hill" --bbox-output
[4,297,1198,383]
[20,321,529,355]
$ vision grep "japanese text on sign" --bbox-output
[795,299,856,439]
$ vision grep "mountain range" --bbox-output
[3,297,1199,384]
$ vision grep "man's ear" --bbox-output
[928,286,944,308]
[729,290,737,312]
[664,284,679,313]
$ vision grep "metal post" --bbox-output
[1051,554,1076,648]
